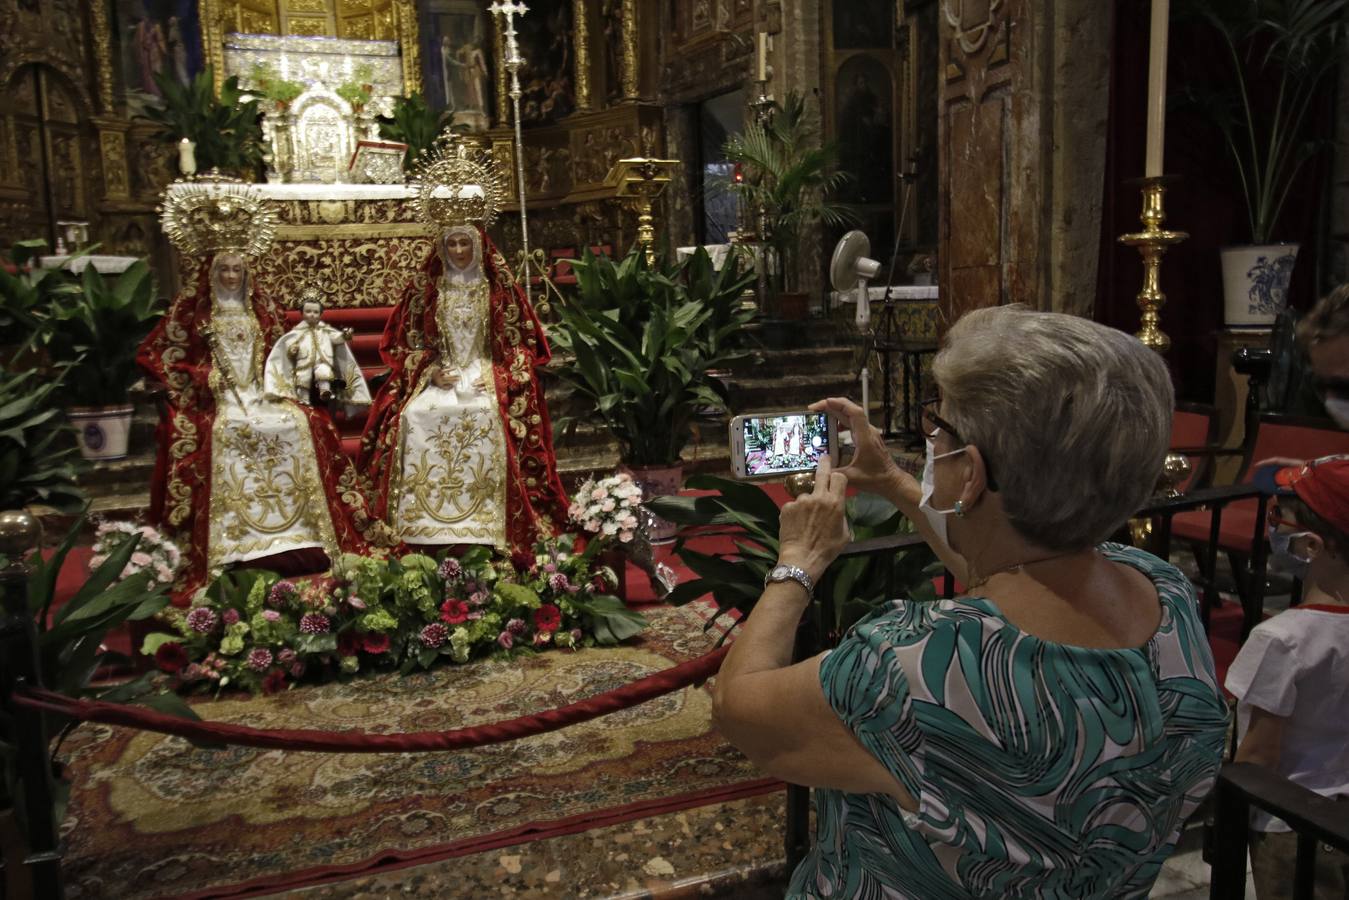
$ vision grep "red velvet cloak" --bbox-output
[137,257,388,605]
[358,229,569,559]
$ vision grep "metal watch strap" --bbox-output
[765,564,814,598]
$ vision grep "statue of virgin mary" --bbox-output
[139,175,390,604]
[359,136,568,555]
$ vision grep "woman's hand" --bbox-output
[777,457,851,584]
[429,365,456,389]
[810,397,916,503]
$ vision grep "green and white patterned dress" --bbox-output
[788,543,1229,899]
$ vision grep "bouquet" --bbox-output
[89,520,183,593]
[568,472,644,544]
[147,536,647,695]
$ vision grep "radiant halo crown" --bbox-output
[159,172,278,259]
[410,132,506,231]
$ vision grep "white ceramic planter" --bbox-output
[1221,244,1299,328]
[67,404,134,460]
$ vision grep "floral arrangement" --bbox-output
[89,520,183,593]
[144,535,647,695]
[249,63,305,109]
[335,63,376,113]
[568,472,644,543]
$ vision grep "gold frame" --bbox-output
[198,0,421,95]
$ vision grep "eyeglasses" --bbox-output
[919,397,998,490]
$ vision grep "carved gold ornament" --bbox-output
[409,133,506,231]
[159,173,280,258]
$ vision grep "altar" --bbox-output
[251,183,428,308]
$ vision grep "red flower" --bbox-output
[261,669,288,695]
[337,630,363,657]
[154,641,189,674]
[440,598,470,624]
[362,633,391,654]
[533,604,562,633]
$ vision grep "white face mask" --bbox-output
[1325,396,1349,429]
[918,434,966,546]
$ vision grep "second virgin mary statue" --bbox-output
[359,136,568,555]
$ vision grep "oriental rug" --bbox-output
[59,604,773,900]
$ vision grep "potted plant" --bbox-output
[145,67,265,178]
[42,260,164,460]
[548,247,756,539]
[336,63,377,116]
[724,92,855,319]
[378,93,454,171]
[1181,0,1348,327]
[249,62,307,114]
[0,368,86,513]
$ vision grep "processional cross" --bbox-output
[489,0,534,305]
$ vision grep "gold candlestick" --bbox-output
[1118,177,1188,353]
[607,157,678,266]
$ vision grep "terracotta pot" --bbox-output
[1221,243,1299,328]
[773,291,810,320]
[66,403,134,460]
[620,461,684,544]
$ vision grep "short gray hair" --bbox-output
[932,305,1173,552]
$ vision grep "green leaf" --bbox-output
[496,582,541,609]
[140,632,181,656]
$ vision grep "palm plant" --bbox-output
[41,260,163,407]
[0,239,83,353]
[144,67,265,175]
[1180,0,1349,243]
[379,93,454,171]
[723,92,855,292]
[0,368,86,512]
[647,476,938,645]
[548,247,756,468]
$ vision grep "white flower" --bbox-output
[601,521,619,536]
[601,499,616,512]
[619,530,635,543]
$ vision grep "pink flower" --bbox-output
[289,661,305,678]
[467,611,484,621]
[131,551,153,567]
[262,610,281,622]
[438,558,462,580]
[533,631,552,647]
[507,617,527,635]
[497,631,514,650]
[590,487,607,500]
[347,595,367,610]
[548,573,569,593]
[222,608,240,626]
[440,599,470,625]
[186,607,217,633]
[181,663,208,682]
[268,581,297,608]
[469,590,490,607]
[299,613,330,634]
[362,633,391,654]
[584,519,601,532]
[246,648,273,672]
[533,604,561,633]
[278,648,298,665]
[419,622,449,648]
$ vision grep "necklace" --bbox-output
[966,549,1091,590]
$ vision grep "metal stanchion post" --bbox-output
[0,510,64,899]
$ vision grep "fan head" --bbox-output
[830,230,883,291]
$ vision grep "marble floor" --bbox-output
[269,790,1255,900]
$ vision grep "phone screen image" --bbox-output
[741,413,830,477]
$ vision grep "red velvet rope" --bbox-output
[11,645,730,753]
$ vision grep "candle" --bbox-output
[178,138,197,176]
[1144,0,1169,178]
[757,32,769,83]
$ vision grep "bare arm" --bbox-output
[1235,706,1288,770]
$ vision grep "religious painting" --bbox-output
[835,55,894,205]
[420,0,493,130]
[514,0,574,125]
[833,0,894,49]
[113,0,203,112]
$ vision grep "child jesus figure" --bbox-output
[286,294,353,402]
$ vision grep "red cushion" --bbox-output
[1171,498,1261,553]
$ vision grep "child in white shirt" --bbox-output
[1227,455,1349,900]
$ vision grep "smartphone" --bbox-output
[729,411,840,480]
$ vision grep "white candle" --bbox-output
[757,32,769,83]
[178,138,197,176]
[1145,0,1169,178]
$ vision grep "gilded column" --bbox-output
[199,0,229,92]
[95,124,132,201]
[621,0,639,100]
[394,0,423,96]
[89,0,116,113]
[494,17,510,126]
[572,0,592,111]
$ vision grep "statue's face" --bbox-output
[214,256,246,292]
[302,301,322,326]
[444,233,475,271]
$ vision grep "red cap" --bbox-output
[1258,455,1349,537]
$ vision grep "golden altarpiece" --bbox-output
[0,0,665,308]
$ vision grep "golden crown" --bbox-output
[159,172,278,259]
[410,133,506,231]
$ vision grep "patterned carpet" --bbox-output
[59,604,772,900]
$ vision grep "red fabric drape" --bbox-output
[358,229,569,560]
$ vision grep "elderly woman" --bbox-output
[713,306,1229,898]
